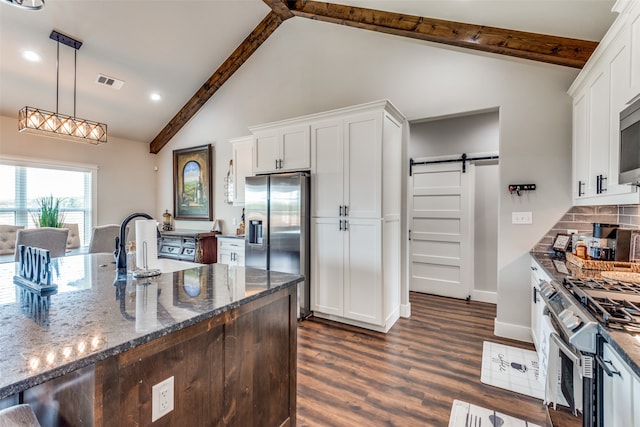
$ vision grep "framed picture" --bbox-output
[173,144,214,220]
[552,233,571,252]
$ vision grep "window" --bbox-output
[0,158,97,246]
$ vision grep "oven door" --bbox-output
[543,316,594,426]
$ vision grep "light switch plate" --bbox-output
[512,212,533,224]
[152,376,174,422]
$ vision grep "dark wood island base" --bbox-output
[96,284,297,426]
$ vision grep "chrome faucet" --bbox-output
[114,212,159,272]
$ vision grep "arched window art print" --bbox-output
[173,144,213,220]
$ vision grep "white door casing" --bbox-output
[409,160,474,300]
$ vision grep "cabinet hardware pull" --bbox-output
[578,180,584,197]
[408,230,411,241]
[339,220,343,231]
[339,205,343,216]
[600,175,607,193]
[344,220,348,231]
[344,205,348,216]
[533,287,538,304]
[595,355,621,377]
[279,159,283,169]
[275,159,279,169]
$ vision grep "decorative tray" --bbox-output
[565,252,640,272]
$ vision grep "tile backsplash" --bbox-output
[533,204,640,253]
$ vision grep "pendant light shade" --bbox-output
[18,30,107,145]
[3,0,44,10]
[19,107,107,144]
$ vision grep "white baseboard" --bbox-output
[471,290,496,304]
[400,303,411,318]
[493,319,533,343]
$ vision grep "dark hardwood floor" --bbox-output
[297,292,581,427]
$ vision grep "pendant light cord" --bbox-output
[55,40,59,114]
[74,48,77,118]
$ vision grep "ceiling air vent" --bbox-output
[95,74,124,90]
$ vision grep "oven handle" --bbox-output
[550,333,581,365]
[595,354,621,377]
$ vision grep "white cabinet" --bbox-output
[530,257,550,350]
[309,100,404,333]
[570,0,640,205]
[252,124,310,174]
[311,113,382,219]
[628,1,640,101]
[601,341,640,427]
[217,237,245,266]
[230,136,253,206]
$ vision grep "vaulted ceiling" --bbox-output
[0,0,617,153]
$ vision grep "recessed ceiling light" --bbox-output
[22,50,41,62]
[150,93,161,102]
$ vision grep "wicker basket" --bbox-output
[565,252,640,272]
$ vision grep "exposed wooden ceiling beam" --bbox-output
[288,0,598,69]
[149,11,288,154]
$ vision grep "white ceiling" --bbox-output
[0,0,617,145]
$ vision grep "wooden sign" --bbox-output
[14,245,57,293]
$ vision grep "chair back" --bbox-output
[88,224,121,254]
[63,223,81,249]
[14,227,69,261]
[0,225,24,255]
[0,404,41,427]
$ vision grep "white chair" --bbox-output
[88,224,121,254]
[0,404,41,427]
[14,228,69,261]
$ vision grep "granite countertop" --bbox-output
[0,254,303,399]
[531,252,640,379]
[216,234,245,239]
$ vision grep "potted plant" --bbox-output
[32,195,66,228]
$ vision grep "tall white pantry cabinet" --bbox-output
[309,100,404,333]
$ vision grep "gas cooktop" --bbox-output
[563,277,640,333]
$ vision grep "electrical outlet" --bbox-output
[232,218,237,226]
[152,376,174,422]
[512,212,533,224]
[567,229,578,235]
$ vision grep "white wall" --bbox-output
[0,115,156,226]
[409,112,499,301]
[156,17,575,340]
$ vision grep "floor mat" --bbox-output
[448,399,542,427]
[480,341,543,400]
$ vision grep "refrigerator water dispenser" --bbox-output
[248,220,263,245]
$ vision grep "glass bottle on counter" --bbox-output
[126,241,137,274]
[575,239,588,259]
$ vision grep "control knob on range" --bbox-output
[559,310,582,330]
[540,282,555,298]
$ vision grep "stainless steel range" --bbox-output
[540,275,640,427]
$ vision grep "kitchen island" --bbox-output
[0,254,302,426]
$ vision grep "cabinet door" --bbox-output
[345,113,381,218]
[608,39,632,196]
[630,8,640,98]
[280,125,310,171]
[311,119,344,218]
[602,342,635,427]
[231,137,253,206]
[344,219,381,324]
[573,93,589,200]
[254,132,279,174]
[311,218,344,316]
[587,69,611,196]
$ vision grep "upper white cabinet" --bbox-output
[311,112,383,219]
[569,0,640,205]
[628,2,640,99]
[252,124,310,174]
[230,136,253,206]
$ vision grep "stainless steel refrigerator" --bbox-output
[245,172,310,319]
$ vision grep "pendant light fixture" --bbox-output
[18,30,107,145]
[2,0,44,10]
